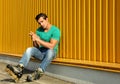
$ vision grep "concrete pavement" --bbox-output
[0,62,74,84]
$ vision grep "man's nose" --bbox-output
[41,23,43,26]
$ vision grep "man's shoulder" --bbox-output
[51,25,60,31]
[51,26,61,37]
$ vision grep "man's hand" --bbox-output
[29,31,40,41]
[29,31,34,41]
[29,31,41,47]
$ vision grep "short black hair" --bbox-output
[35,13,48,21]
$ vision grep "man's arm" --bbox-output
[35,29,60,49]
[29,31,59,49]
[36,38,58,49]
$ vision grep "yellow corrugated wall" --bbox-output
[0,0,120,72]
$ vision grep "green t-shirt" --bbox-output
[36,25,60,53]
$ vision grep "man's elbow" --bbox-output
[49,45,55,49]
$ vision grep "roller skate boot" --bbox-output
[5,64,24,82]
[26,68,44,82]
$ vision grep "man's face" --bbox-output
[38,17,48,29]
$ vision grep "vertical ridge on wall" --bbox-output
[90,0,94,61]
[78,0,81,60]
[73,0,77,59]
[88,0,91,61]
[100,0,102,62]
[62,0,66,58]
[81,0,84,60]
[106,0,108,62]
[84,0,86,60]
[94,0,97,61]
[109,0,113,63]
[96,0,100,61]
[66,0,69,59]
[2,0,6,53]
[86,0,89,61]
[59,0,63,58]
[0,0,2,52]
[68,0,73,59]
[113,0,115,63]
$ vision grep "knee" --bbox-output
[47,49,54,54]
[26,47,37,54]
[26,47,33,53]
[46,49,56,59]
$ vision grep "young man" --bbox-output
[6,13,61,82]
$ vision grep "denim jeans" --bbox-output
[19,47,56,72]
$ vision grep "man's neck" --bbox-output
[46,23,52,30]
[44,23,52,32]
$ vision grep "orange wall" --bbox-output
[0,0,120,72]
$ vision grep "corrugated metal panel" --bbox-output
[0,0,120,71]
[0,0,2,53]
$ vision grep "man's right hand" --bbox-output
[29,31,37,41]
[29,31,40,47]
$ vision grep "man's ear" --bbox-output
[46,18,48,21]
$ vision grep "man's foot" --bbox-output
[5,64,24,82]
[26,68,44,82]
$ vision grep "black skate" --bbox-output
[5,64,24,82]
[26,68,44,82]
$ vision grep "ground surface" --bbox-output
[0,62,74,84]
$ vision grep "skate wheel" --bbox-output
[5,68,19,83]
[26,75,33,82]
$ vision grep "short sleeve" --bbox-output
[36,30,39,36]
[51,29,60,41]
